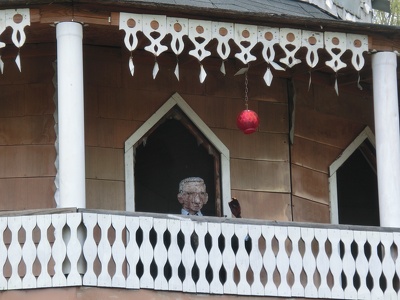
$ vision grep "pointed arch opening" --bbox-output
[329,127,378,225]
[124,93,232,217]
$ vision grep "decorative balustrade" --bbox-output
[0,208,399,299]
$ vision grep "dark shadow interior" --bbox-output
[337,140,379,226]
[134,117,217,216]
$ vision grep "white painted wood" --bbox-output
[3,211,400,298]
[195,221,209,294]
[314,228,331,298]
[139,216,154,289]
[340,230,357,299]
[125,216,140,289]
[66,213,83,286]
[7,216,22,290]
[82,213,98,286]
[353,230,370,299]
[124,148,135,212]
[180,220,196,292]
[367,231,384,299]
[301,227,318,298]
[380,232,397,299]
[153,218,168,290]
[220,155,232,218]
[372,52,400,228]
[111,214,126,288]
[287,226,304,297]
[97,214,112,286]
[341,230,357,299]
[235,223,250,295]
[393,232,400,300]
[221,223,237,294]
[327,229,344,299]
[328,173,339,225]
[124,92,232,217]
[262,225,278,296]
[56,22,86,209]
[275,226,290,297]
[36,214,52,288]
[51,213,67,287]
[207,222,223,294]
[248,225,264,296]
[21,215,36,289]
[167,219,182,291]
[0,217,7,290]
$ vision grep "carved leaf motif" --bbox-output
[324,32,347,72]
[152,61,159,79]
[129,56,134,76]
[174,62,180,81]
[199,64,207,83]
[15,52,21,71]
[263,68,273,87]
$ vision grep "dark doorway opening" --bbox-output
[337,140,379,226]
[134,113,219,216]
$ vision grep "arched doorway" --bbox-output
[124,93,232,217]
[134,113,217,216]
[329,127,379,225]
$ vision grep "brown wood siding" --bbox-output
[214,129,289,162]
[86,179,125,211]
[82,45,292,217]
[0,42,377,224]
[292,196,330,223]
[291,136,342,174]
[290,77,375,223]
[0,178,55,210]
[0,55,56,211]
[230,159,290,193]
[291,164,329,205]
[231,190,291,221]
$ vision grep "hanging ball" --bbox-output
[236,109,259,134]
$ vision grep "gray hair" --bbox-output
[179,177,205,193]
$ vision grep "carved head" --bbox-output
[177,177,208,215]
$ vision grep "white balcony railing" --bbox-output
[0,209,399,299]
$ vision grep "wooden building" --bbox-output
[0,0,399,299]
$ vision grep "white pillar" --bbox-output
[372,51,400,228]
[56,22,86,209]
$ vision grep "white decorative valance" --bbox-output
[0,8,30,73]
[119,12,368,87]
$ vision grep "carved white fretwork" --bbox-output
[0,8,30,73]
[118,12,369,89]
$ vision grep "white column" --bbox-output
[56,22,86,209]
[372,51,400,228]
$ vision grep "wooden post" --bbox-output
[372,51,400,228]
[56,22,86,209]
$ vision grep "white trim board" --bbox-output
[124,92,232,217]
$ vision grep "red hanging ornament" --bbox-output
[237,109,259,134]
[236,67,259,134]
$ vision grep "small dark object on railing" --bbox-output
[229,197,241,218]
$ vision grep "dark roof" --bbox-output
[122,0,337,20]
[0,0,336,20]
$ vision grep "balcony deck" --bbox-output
[0,208,399,299]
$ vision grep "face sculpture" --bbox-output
[178,178,208,215]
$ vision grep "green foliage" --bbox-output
[373,0,400,25]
